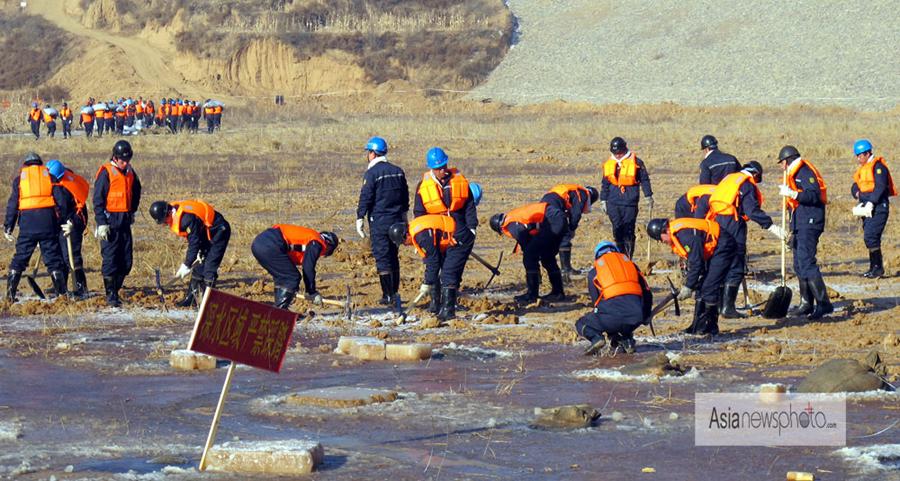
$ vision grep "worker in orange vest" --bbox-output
[46,160,90,299]
[647,217,736,335]
[599,137,653,258]
[27,103,42,140]
[251,225,339,310]
[576,242,652,355]
[93,140,142,307]
[145,101,155,128]
[212,103,223,130]
[124,100,136,128]
[390,215,459,319]
[777,145,832,320]
[674,184,716,219]
[191,101,201,132]
[103,102,114,135]
[4,153,75,301]
[114,104,126,135]
[42,104,57,138]
[490,202,568,304]
[79,105,95,138]
[149,199,232,307]
[59,103,73,139]
[203,101,216,133]
[851,140,896,279]
[540,184,599,275]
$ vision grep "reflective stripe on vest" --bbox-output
[410,214,456,258]
[170,200,216,240]
[591,252,643,306]
[19,165,55,210]
[59,170,90,219]
[686,184,716,211]
[853,157,898,196]
[784,159,828,210]
[418,169,470,215]
[30,109,41,121]
[274,224,325,266]
[602,154,637,192]
[707,172,764,221]
[96,164,134,213]
[669,218,719,260]
[501,203,547,239]
[548,184,588,212]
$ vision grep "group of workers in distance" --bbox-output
[3,133,893,356]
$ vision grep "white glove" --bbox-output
[852,203,866,217]
[645,196,654,210]
[470,228,476,237]
[3,229,13,242]
[599,201,607,215]
[96,224,110,241]
[767,224,788,242]
[678,285,694,300]
[311,292,323,306]
[862,201,874,218]
[175,263,192,279]
[196,252,206,265]
[419,283,431,297]
[778,185,799,200]
[356,218,366,239]
[61,220,74,237]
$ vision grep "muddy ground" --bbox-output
[1,99,899,479]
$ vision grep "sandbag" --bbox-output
[116,105,124,113]
[92,103,107,112]
[796,351,889,393]
[43,107,59,117]
[204,100,225,108]
[529,405,600,431]
[619,353,686,377]
[80,106,94,115]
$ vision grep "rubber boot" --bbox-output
[791,279,813,316]
[50,271,69,299]
[427,283,441,314]
[808,276,834,320]
[514,270,541,304]
[115,275,126,302]
[582,326,606,355]
[862,249,884,278]
[377,272,395,306]
[721,284,744,319]
[73,268,88,299]
[682,300,704,334]
[610,332,637,354]
[701,302,719,335]
[717,285,725,316]
[436,286,457,321]
[6,270,21,302]
[391,270,401,300]
[103,276,120,307]
[274,287,295,310]
[541,269,566,302]
[559,249,577,276]
[175,277,201,307]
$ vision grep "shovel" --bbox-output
[470,251,502,288]
[154,269,168,312]
[398,290,428,325]
[763,173,793,319]
[25,251,45,300]
[642,276,681,336]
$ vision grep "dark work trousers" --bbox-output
[83,121,94,137]
[713,215,748,286]
[59,224,86,271]
[863,202,889,249]
[191,221,232,283]
[369,216,402,273]
[46,121,56,137]
[522,209,567,274]
[559,225,575,250]
[441,240,472,287]
[168,115,178,134]
[207,117,215,134]
[62,120,72,138]
[213,113,222,129]
[10,232,66,273]
[105,118,114,134]
[791,228,823,281]
[100,225,133,278]
[698,230,737,305]
[251,228,300,291]
[607,203,639,258]
[95,118,104,137]
[575,295,643,338]
[115,117,124,135]
[30,120,41,139]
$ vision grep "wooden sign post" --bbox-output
[187,288,298,470]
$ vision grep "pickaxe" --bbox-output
[301,291,352,315]
[26,253,45,300]
[398,290,428,325]
[470,251,502,288]
[642,277,681,336]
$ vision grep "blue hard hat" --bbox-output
[854,139,873,156]
[32,103,38,107]
[46,160,65,180]
[427,147,449,169]
[365,137,387,154]
[178,100,183,105]
[594,241,618,259]
[470,182,483,206]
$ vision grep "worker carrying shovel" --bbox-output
[149,199,231,307]
[576,241,652,355]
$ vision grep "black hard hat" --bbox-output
[700,134,718,150]
[743,161,764,182]
[320,231,339,256]
[587,186,599,205]
[113,140,133,160]
[149,201,170,224]
[610,137,627,154]
[646,218,669,241]
[388,222,408,246]
[23,152,42,166]
[490,213,505,234]
[778,145,800,163]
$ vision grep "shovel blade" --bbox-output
[26,276,45,300]
[762,286,793,319]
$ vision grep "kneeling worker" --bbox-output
[251,225,338,310]
[390,214,459,320]
[647,217,736,335]
[576,242,652,355]
[149,200,231,307]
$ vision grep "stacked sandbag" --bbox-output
[42,107,59,118]
[204,100,225,108]
[92,103,108,112]
[80,105,94,115]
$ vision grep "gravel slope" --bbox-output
[469,0,900,111]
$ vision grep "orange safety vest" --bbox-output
[204,106,215,115]
[116,110,126,118]
[419,169,470,215]
[213,106,222,114]
[591,252,643,306]
[501,203,547,239]
[170,200,216,240]
[274,224,325,266]
[409,214,456,258]
[669,218,719,260]
[18,165,55,210]
[42,111,54,122]
[29,108,41,121]
[104,110,113,119]
[784,159,828,210]
[685,184,716,211]
[707,172,764,221]
[602,153,638,192]
[60,108,72,120]
[853,157,898,196]
[135,103,144,114]
[146,105,154,116]
[81,112,94,123]
[58,170,90,221]
[548,184,589,212]
[95,164,134,213]
[125,105,135,116]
